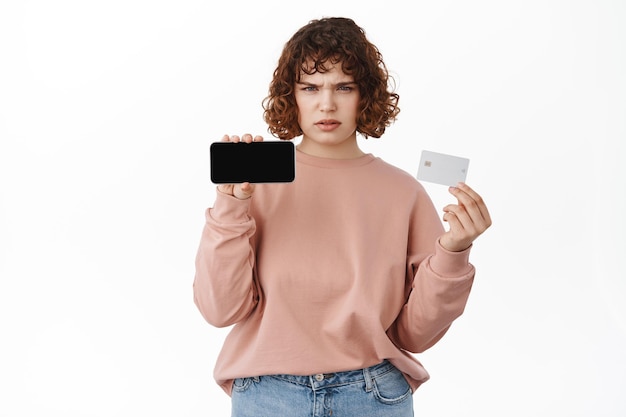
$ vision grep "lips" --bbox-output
[315,119,341,131]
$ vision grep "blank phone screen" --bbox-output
[210,141,296,184]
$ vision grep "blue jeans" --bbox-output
[231,360,414,417]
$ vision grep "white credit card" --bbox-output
[416,150,469,186]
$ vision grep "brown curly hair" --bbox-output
[262,17,400,140]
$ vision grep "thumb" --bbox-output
[233,182,255,200]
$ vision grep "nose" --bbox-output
[319,89,336,112]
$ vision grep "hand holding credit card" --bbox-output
[416,150,469,186]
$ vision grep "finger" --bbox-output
[240,182,253,193]
[445,194,492,243]
[441,211,472,252]
[442,210,462,229]
[242,133,254,143]
[449,183,490,225]
[455,183,490,222]
[234,182,255,200]
[217,184,234,195]
[443,204,475,234]
[253,135,264,142]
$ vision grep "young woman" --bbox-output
[194,17,491,416]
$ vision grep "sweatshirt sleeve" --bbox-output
[193,190,259,328]
[387,188,475,354]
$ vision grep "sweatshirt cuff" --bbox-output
[207,189,252,224]
[429,240,473,278]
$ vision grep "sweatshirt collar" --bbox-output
[296,149,376,169]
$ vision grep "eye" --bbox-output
[297,83,318,92]
[337,85,354,92]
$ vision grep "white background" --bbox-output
[1,0,624,416]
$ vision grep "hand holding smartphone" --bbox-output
[210,140,296,184]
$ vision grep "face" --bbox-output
[294,62,362,158]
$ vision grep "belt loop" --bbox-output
[363,365,373,392]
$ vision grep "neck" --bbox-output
[296,136,365,159]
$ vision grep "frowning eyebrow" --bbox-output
[296,81,357,88]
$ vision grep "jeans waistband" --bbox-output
[266,360,396,390]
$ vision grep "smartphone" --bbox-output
[416,150,469,186]
[210,141,296,184]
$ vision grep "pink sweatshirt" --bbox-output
[194,150,475,395]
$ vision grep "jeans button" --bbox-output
[314,373,324,381]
